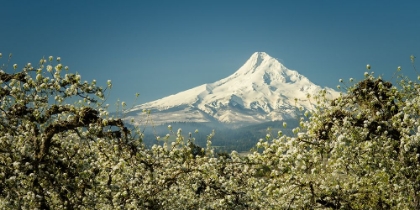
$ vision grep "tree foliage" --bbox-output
[1,55,420,209]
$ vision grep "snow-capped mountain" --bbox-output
[125,52,339,127]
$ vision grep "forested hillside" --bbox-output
[139,120,301,153]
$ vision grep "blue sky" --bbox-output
[2,1,420,110]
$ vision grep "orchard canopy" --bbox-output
[1,54,420,209]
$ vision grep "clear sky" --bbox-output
[2,1,420,110]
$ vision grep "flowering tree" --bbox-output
[249,70,420,209]
[0,54,136,208]
[0,55,255,209]
[1,54,420,209]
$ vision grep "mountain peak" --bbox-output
[250,52,270,59]
[235,52,283,76]
[250,51,274,63]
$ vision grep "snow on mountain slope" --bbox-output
[126,52,339,126]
